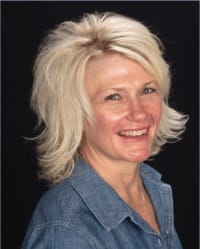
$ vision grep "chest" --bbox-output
[86,218,175,249]
[127,193,161,234]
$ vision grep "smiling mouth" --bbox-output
[118,129,147,137]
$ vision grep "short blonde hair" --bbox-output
[31,12,188,183]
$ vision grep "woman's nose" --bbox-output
[126,98,148,122]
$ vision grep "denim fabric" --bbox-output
[21,158,183,249]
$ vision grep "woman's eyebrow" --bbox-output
[99,81,158,92]
[143,81,158,86]
[98,87,126,94]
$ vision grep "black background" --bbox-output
[2,2,199,249]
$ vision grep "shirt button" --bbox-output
[158,238,161,247]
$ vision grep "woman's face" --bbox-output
[82,52,162,165]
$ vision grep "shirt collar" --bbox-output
[140,162,162,183]
[67,158,162,231]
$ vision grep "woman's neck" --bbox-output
[80,147,142,194]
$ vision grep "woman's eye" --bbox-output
[105,94,121,101]
[142,87,156,95]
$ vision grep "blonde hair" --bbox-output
[31,12,188,183]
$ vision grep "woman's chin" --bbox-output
[126,150,151,163]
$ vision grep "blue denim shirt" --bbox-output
[21,159,182,249]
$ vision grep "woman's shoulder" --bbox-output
[22,178,99,248]
[30,179,84,227]
[140,163,162,181]
[22,179,96,249]
[140,162,173,195]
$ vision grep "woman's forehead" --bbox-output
[85,52,156,92]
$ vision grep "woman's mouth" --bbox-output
[118,129,147,137]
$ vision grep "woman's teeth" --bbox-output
[118,129,147,137]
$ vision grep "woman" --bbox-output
[22,12,188,248]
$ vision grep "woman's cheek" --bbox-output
[95,110,126,129]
